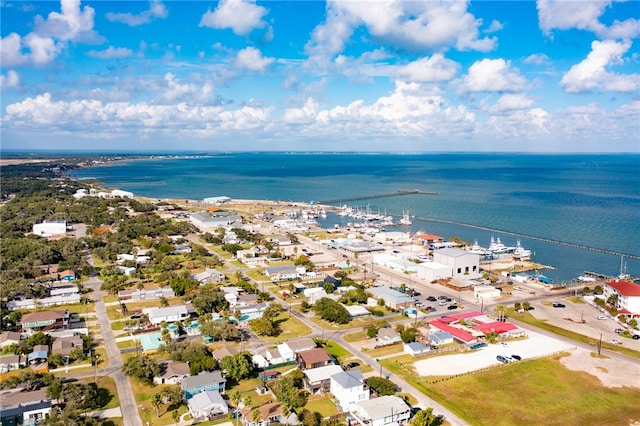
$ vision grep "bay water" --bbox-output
[70,153,640,283]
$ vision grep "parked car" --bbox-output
[415,302,424,308]
[439,300,448,306]
[500,342,508,347]
[437,295,447,300]
[513,286,522,291]
[632,335,640,340]
[426,296,437,302]
[597,315,607,320]
[470,343,487,350]
[496,355,509,364]
[611,339,619,344]
[552,302,565,308]
[345,362,360,369]
[511,355,522,361]
[447,305,458,310]
[425,306,437,313]
[614,328,625,334]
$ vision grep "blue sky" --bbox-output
[1,0,639,152]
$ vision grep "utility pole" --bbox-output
[598,333,602,356]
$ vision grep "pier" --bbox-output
[318,189,436,205]
[413,216,640,261]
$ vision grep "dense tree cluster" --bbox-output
[219,351,254,381]
[160,341,219,375]
[364,376,398,396]
[122,354,160,383]
[313,297,350,324]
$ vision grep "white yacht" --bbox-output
[488,237,513,254]
[399,211,412,225]
[512,240,532,261]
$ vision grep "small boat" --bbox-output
[399,210,412,225]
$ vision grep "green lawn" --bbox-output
[305,396,340,417]
[381,353,640,426]
[362,344,403,358]
[116,340,137,349]
[343,331,367,343]
[259,312,313,342]
[320,340,353,362]
[130,379,190,426]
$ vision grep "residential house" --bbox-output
[188,390,228,419]
[181,371,226,399]
[264,348,285,365]
[265,265,299,282]
[0,388,52,426]
[426,331,454,346]
[329,368,369,411]
[241,402,291,426]
[51,335,84,358]
[0,355,25,373]
[0,331,21,349]
[154,361,191,385]
[212,347,236,361]
[28,345,49,365]
[369,286,414,309]
[302,364,344,393]
[118,287,175,301]
[277,337,316,363]
[404,342,431,357]
[376,328,402,347]
[189,211,242,230]
[303,287,328,304]
[350,395,411,426]
[20,310,69,334]
[295,348,333,371]
[192,268,226,286]
[146,305,192,325]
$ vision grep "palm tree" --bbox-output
[495,304,506,322]
[251,409,261,425]
[151,392,163,418]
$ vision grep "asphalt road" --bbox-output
[85,252,143,426]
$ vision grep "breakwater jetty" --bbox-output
[318,189,436,205]
[414,216,640,261]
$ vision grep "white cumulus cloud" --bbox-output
[560,40,640,93]
[234,47,274,72]
[0,70,21,89]
[537,0,640,39]
[305,0,496,71]
[106,0,168,26]
[396,54,460,82]
[87,46,133,59]
[463,58,527,92]
[491,94,535,112]
[200,0,268,36]
[33,0,102,43]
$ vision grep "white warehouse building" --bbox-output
[432,248,481,279]
[33,220,67,237]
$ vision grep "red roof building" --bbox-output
[603,279,640,316]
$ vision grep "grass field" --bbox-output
[305,396,340,417]
[130,379,189,425]
[320,340,353,363]
[343,331,367,342]
[381,353,640,426]
[258,312,313,342]
[362,344,403,358]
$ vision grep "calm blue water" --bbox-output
[70,153,640,282]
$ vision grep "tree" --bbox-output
[322,282,336,294]
[220,351,254,381]
[494,304,506,322]
[411,408,445,426]
[251,409,261,423]
[122,354,160,384]
[151,392,163,418]
[522,301,531,311]
[249,317,278,336]
[594,285,603,295]
[629,318,638,329]
[313,297,350,324]
[199,319,241,342]
[514,302,521,311]
[583,286,591,294]
[400,327,419,343]
[364,376,397,396]
[269,375,308,412]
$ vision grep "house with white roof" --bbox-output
[350,395,411,426]
[145,305,192,325]
[416,261,453,282]
[330,368,369,411]
[187,390,228,419]
[303,364,344,393]
[192,268,226,285]
[276,337,316,363]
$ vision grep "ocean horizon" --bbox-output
[69,152,640,283]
